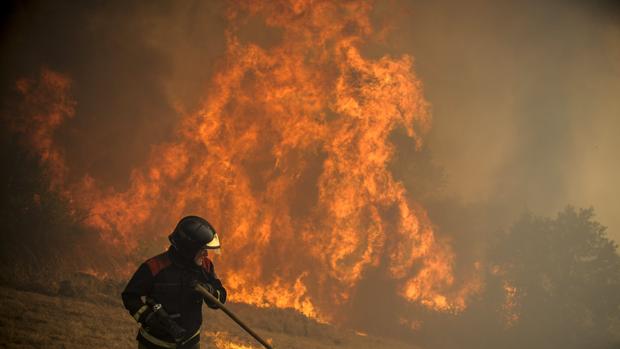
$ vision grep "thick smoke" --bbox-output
[382,0,620,242]
[1,1,229,187]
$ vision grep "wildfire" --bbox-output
[501,281,520,328]
[207,331,263,349]
[13,0,480,321]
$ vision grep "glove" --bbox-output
[204,282,227,309]
[214,283,227,304]
[140,307,158,328]
[191,280,226,308]
[200,282,216,295]
[142,300,187,343]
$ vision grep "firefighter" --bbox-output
[122,216,227,349]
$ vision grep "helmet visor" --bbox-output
[205,233,221,250]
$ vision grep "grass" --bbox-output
[0,276,419,349]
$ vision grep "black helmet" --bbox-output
[168,216,221,258]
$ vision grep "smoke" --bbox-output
[381,0,620,241]
[380,1,620,344]
[0,1,231,187]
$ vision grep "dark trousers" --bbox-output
[138,342,200,349]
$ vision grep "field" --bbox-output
[0,274,418,349]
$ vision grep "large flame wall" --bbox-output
[14,0,480,321]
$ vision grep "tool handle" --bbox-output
[194,283,273,349]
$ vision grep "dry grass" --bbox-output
[0,283,418,349]
[0,285,135,349]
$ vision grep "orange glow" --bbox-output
[14,68,75,192]
[501,281,520,327]
[14,1,480,321]
[208,331,263,349]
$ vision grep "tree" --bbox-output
[491,207,620,349]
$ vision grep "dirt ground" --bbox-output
[0,285,418,349]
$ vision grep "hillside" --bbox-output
[0,279,418,349]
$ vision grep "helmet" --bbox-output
[168,216,221,258]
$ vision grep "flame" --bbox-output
[13,1,481,321]
[398,317,422,331]
[14,68,75,192]
[207,331,264,349]
[501,281,520,328]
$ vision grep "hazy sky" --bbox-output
[383,0,620,242]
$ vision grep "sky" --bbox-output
[384,0,620,242]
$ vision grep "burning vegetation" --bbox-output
[11,0,479,321]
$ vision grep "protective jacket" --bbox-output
[122,246,227,348]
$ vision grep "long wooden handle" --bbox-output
[194,283,273,349]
